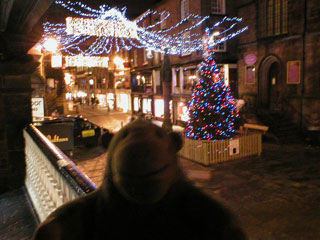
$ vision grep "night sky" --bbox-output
[71,0,162,19]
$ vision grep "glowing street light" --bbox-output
[43,38,59,53]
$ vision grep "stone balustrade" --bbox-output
[24,124,96,222]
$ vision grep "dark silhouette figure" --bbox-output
[33,120,246,240]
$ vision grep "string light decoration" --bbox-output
[185,28,240,140]
[42,1,248,56]
[65,55,109,68]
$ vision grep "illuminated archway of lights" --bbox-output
[42,1,248,56]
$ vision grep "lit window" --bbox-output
[211,29,226,52]
[211,0,225,14]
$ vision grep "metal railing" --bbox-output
[24,124,96,222]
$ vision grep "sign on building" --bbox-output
[32,97,45,122]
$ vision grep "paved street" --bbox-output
[72,106,320,240]
[77,105,133,132]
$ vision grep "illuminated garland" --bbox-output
[42,1,247,56]
[65,55,109,68]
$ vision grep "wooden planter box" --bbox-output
[179,132,262,166]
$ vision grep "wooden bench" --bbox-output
[242,123,269,135]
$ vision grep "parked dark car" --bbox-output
[39,116,101,147]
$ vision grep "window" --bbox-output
[211,29,226,52]
[176,70,180,87]
[143,49,148,64]
[259,0,288,38]
[183,68,197,91]
[211,0,225,14]
[181,0,189,20]
[180,31,192,56]
[133,49,138,67]
[154,52,160,65]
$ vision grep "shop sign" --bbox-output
[32,98,45,122]
[37,123,74,151]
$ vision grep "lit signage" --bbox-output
[66,16,138,38]
[65,56,109,68]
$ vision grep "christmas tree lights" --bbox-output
[185,28,240,140]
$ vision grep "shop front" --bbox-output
[106,92,115,110]
[172,95,190,127]
[133,95,141,113]
[115,89,131,113]
[153,96,172,121]
[132,94,153,118]
[96,94,107,107]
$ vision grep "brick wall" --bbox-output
[0,69,33,194]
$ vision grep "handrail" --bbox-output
[24,124,96,221]
[26,124,97,194]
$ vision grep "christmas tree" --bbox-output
[185,29,239,140]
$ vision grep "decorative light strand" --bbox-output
[42,1,247,56]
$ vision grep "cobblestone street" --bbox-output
[72,107,320,240]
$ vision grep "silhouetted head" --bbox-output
[102,119,183,205]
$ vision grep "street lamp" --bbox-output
[43,38,59,53]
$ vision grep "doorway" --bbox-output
[258,55,283,110]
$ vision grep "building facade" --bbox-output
[130,0,239,126]
[236,0,320,135]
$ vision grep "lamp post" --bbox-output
[161,49,172,132]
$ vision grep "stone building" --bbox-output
[0,0,54,193]
[236,0,320,142]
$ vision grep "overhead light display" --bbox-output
[65,55,109,68]
[43,1,247,56]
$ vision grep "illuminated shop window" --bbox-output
[142,98,152,114]
[133,97,140,112]
[177,102,190,122]
[154,99,172,118]
[183,68,197,91]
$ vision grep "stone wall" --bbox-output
[236,0,320,129]
[0,70,34,193]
